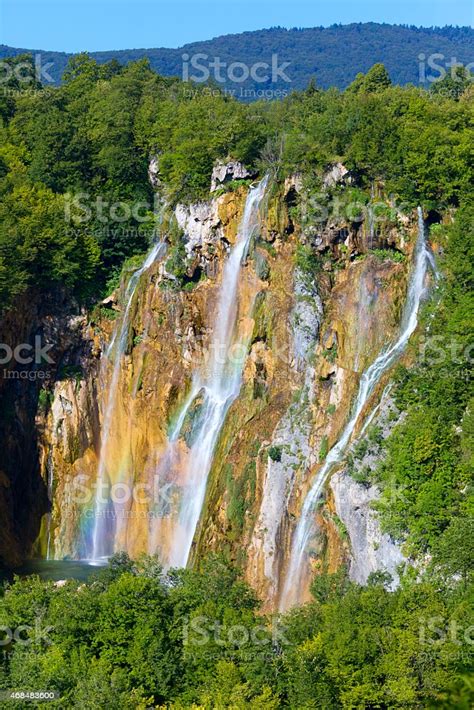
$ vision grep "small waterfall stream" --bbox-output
[279,207,433,610]
[90,240,166,562]
[45,448,54,560]
[152,177,268,569]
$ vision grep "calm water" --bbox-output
[0,559,107,584]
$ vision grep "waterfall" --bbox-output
[279,207,433,610]
[152,177,268,569]
[367,208,375,250]
[45,393,62,560]
[89,240,166,562]
[247,267,321,604]
[45,448,54,560]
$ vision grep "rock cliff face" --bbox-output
[196,238,411,608]
[5,166,422,609]
[0,290,89,565]
[329,391,407,588]
[210,160,257,192]
[330,470,406,588]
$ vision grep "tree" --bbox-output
[432,518,474,587]
[431,65,474,101]
[362,63,392,92]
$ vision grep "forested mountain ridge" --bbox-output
[1,22,474,95]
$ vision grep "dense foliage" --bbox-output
[373,206,474,559]
[0,52,472,311]
[0,554,472,708]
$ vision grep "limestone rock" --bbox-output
[323,162,350,188]
[284,173,303,195]
[291,268,322,371]
[148,156,161,189]
[330,470,406,589]
[101,293,118,308]
[175,200,222,256]
[210,160,256,192]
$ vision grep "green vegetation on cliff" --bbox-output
[0,52,472,310]
[374,205,474,559]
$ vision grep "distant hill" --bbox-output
[1,23,473,97]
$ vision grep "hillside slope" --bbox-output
[1,22,473,96]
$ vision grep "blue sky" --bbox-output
[1,0,473,52]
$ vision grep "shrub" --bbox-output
[268,445,282,462]
[319,435,329,462]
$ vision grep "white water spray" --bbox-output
[279,208,433,610]
[45,448,54,560]
[90,240,165,562]
[157,177,268,569]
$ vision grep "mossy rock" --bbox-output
[180,390,206,448]
[254,249,270,280]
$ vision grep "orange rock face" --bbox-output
[36,182,421,611]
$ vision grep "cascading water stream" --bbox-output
[45,448,54,560]
[89,240,166,562]
[153,177,268,569]
[279,207,434,610]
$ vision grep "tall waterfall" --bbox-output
[45,448,54,560]
[90,240,166,562]
[279,207,432,610]
[151,177,268,569]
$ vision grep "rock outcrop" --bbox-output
[330,471,406,588]
[323,162,350,188]
[148,156,161,189]
[0,291,90,565]
[210,160,256,192]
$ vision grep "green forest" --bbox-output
[0,54,472,310]
[0,553,472,708]
[0,52,473,707]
